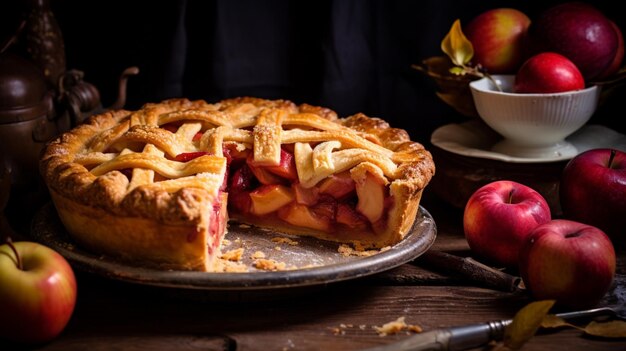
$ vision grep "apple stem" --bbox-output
[5,237,22,270]
[484,73,503,92]
[608,149,616,168]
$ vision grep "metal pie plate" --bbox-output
[31,202,436,291]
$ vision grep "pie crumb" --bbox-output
[407,324,423,333]
[212,258,249,272]
[253,258,288,271]
[328,327,344,335]
[251,250,266,259]
[272,237,299,245]
[373,317,422,336]
[220,248,244,261]
[338,244,381,257]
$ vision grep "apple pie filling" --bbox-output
[172,141,394,240]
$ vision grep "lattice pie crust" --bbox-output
[40,97,435,271]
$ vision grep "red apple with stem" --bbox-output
[519,219,616,309]
[463,180,552,268]
[513,52,585,93]
[464,8,531,74]
[0,239,77,344]
[559,148,626,247]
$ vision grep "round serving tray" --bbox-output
[31,203,436,292]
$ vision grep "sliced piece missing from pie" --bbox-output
[40,97,435,271]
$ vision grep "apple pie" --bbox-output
[40,97,435,271]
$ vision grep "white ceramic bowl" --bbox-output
[469,75,601,159]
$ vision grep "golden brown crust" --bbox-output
[49,189,213,271]
[41,105,225,225]
[40,97,435,270]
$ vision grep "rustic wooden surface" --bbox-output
[4,191,626,351]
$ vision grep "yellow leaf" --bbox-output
[541,315,569,329]
[504,300,556,350]
[441,19,474,67]
[449,67,466,75]
[584,320,626,338]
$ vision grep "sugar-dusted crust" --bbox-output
[40,97,435,271]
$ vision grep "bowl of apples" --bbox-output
[425,2,623,138]
[469,52,602,159]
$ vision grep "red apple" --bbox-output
[559,148,626,247]
[596,20,625,80]
[519,219,616,309]
[463,180,551,268]
[513,52,585,93]
[0,241,77,344]
[528,2,621,81]
[464,8,531,74]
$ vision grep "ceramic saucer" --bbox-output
[431,120,626,163]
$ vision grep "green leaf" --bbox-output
[441,19,474,67]
[584,320,626,338]
[504,300,556,350]
[449,66,466,75]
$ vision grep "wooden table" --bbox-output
[3,189,625,351]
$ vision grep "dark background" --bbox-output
[2,0,625,144]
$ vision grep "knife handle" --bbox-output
[448,320,510,350]
[362,319,510,351]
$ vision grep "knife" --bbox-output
[360,306,623,351]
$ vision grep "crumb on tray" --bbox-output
[212,258,249,273]
[338,243,389,257]
[251,250,266,259]
[220,248,244,262]
[253,258,288,271]
[271,237,299,245]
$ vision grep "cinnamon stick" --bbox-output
[417,250,522,292]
